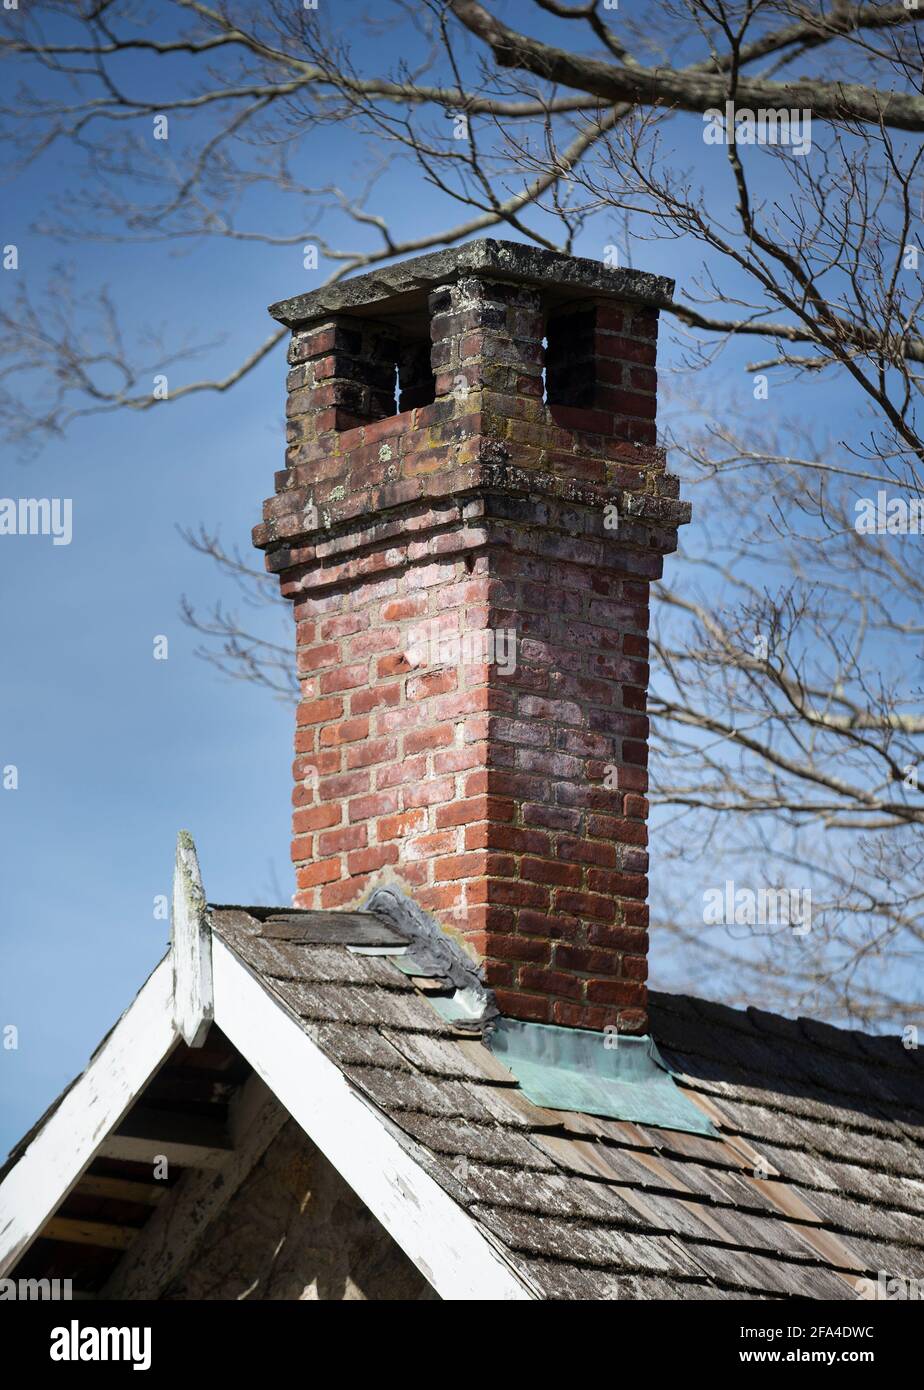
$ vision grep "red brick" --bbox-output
[347,627,400,658]
[595,305,625,333]
[623,739,648,766]
[551,1001,610,1030]
[518,910,579,941]
[351,683,401,715]
[555,890,617,921]
[435,796,515,829]
[405,831,458,860]
[293,803,342,834]
[556,836,619,867]
[296,858,342,889]
[320,662,370,694]
[377,755,427,789]
[434,745,484,775]
[382,597,427,621]
[492,988,550,1023]
[318,824,367,856]
[320,874,372,909]
[290,834,313,862]
[378,809,427,840]
[466,903,517,934]
[321,613,367,640]
[415,884,464,913]
[377,651,415,678]
[403,777,454,809]
[434,852,516,882]
[348,844,399,874]
[407,670,457,701]
[623,953,649,981]
[554,944,616,974]
[348,791,399,822]
[521,857,583,888]
[464,823,551,856]
[586,979,645,1007]
[296,697,343,726]
[318,770,370,800]
[519,966,584,1001]
[299,642,341,672]
[346,737,397,769]
[319,717,370,747]
[587,868,648,899]
[405,725,455,754]
[482,959,514,988]
[588,923,649,952]
[468,878,548,910]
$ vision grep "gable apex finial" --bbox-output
[171,830,213,1047]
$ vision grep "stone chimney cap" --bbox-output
[269,238,675,330]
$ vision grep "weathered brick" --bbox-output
[259,247,688,1034]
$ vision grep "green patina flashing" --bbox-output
[487,1018,717,1137]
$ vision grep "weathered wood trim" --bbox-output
[101,1074,287,1299]
[97,1135,230,1170]
[77,1177,164,1207]
[0,957,177,1277]
[210,938,534,1301]
[107,1104,233,1153]
[171,830,213,1047]
[42,1217,136,1251]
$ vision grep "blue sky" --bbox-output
[0,2,911,1158]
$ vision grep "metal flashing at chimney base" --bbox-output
[486,1017,717,1136]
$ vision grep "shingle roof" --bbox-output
[212,905,924,1301]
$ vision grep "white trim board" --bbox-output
[210,937,534,1301]
[0,935,534,1299]
[0,957,178,1277]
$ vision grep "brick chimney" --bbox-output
[254,240,690,1034]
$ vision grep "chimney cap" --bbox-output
[268,237,674,330]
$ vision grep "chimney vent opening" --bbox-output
[544,306,598,410]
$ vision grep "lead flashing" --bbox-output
[487,1018,718,1136]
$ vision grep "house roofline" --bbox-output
[0,834,534,1300]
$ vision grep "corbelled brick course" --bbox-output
[254,240,690,1034]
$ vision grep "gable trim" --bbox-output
[210,936,534,1301]
[0,957,177,1277]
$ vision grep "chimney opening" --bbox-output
[396,336,436,414]
[330,325,435,429]
[544,306,598,410]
